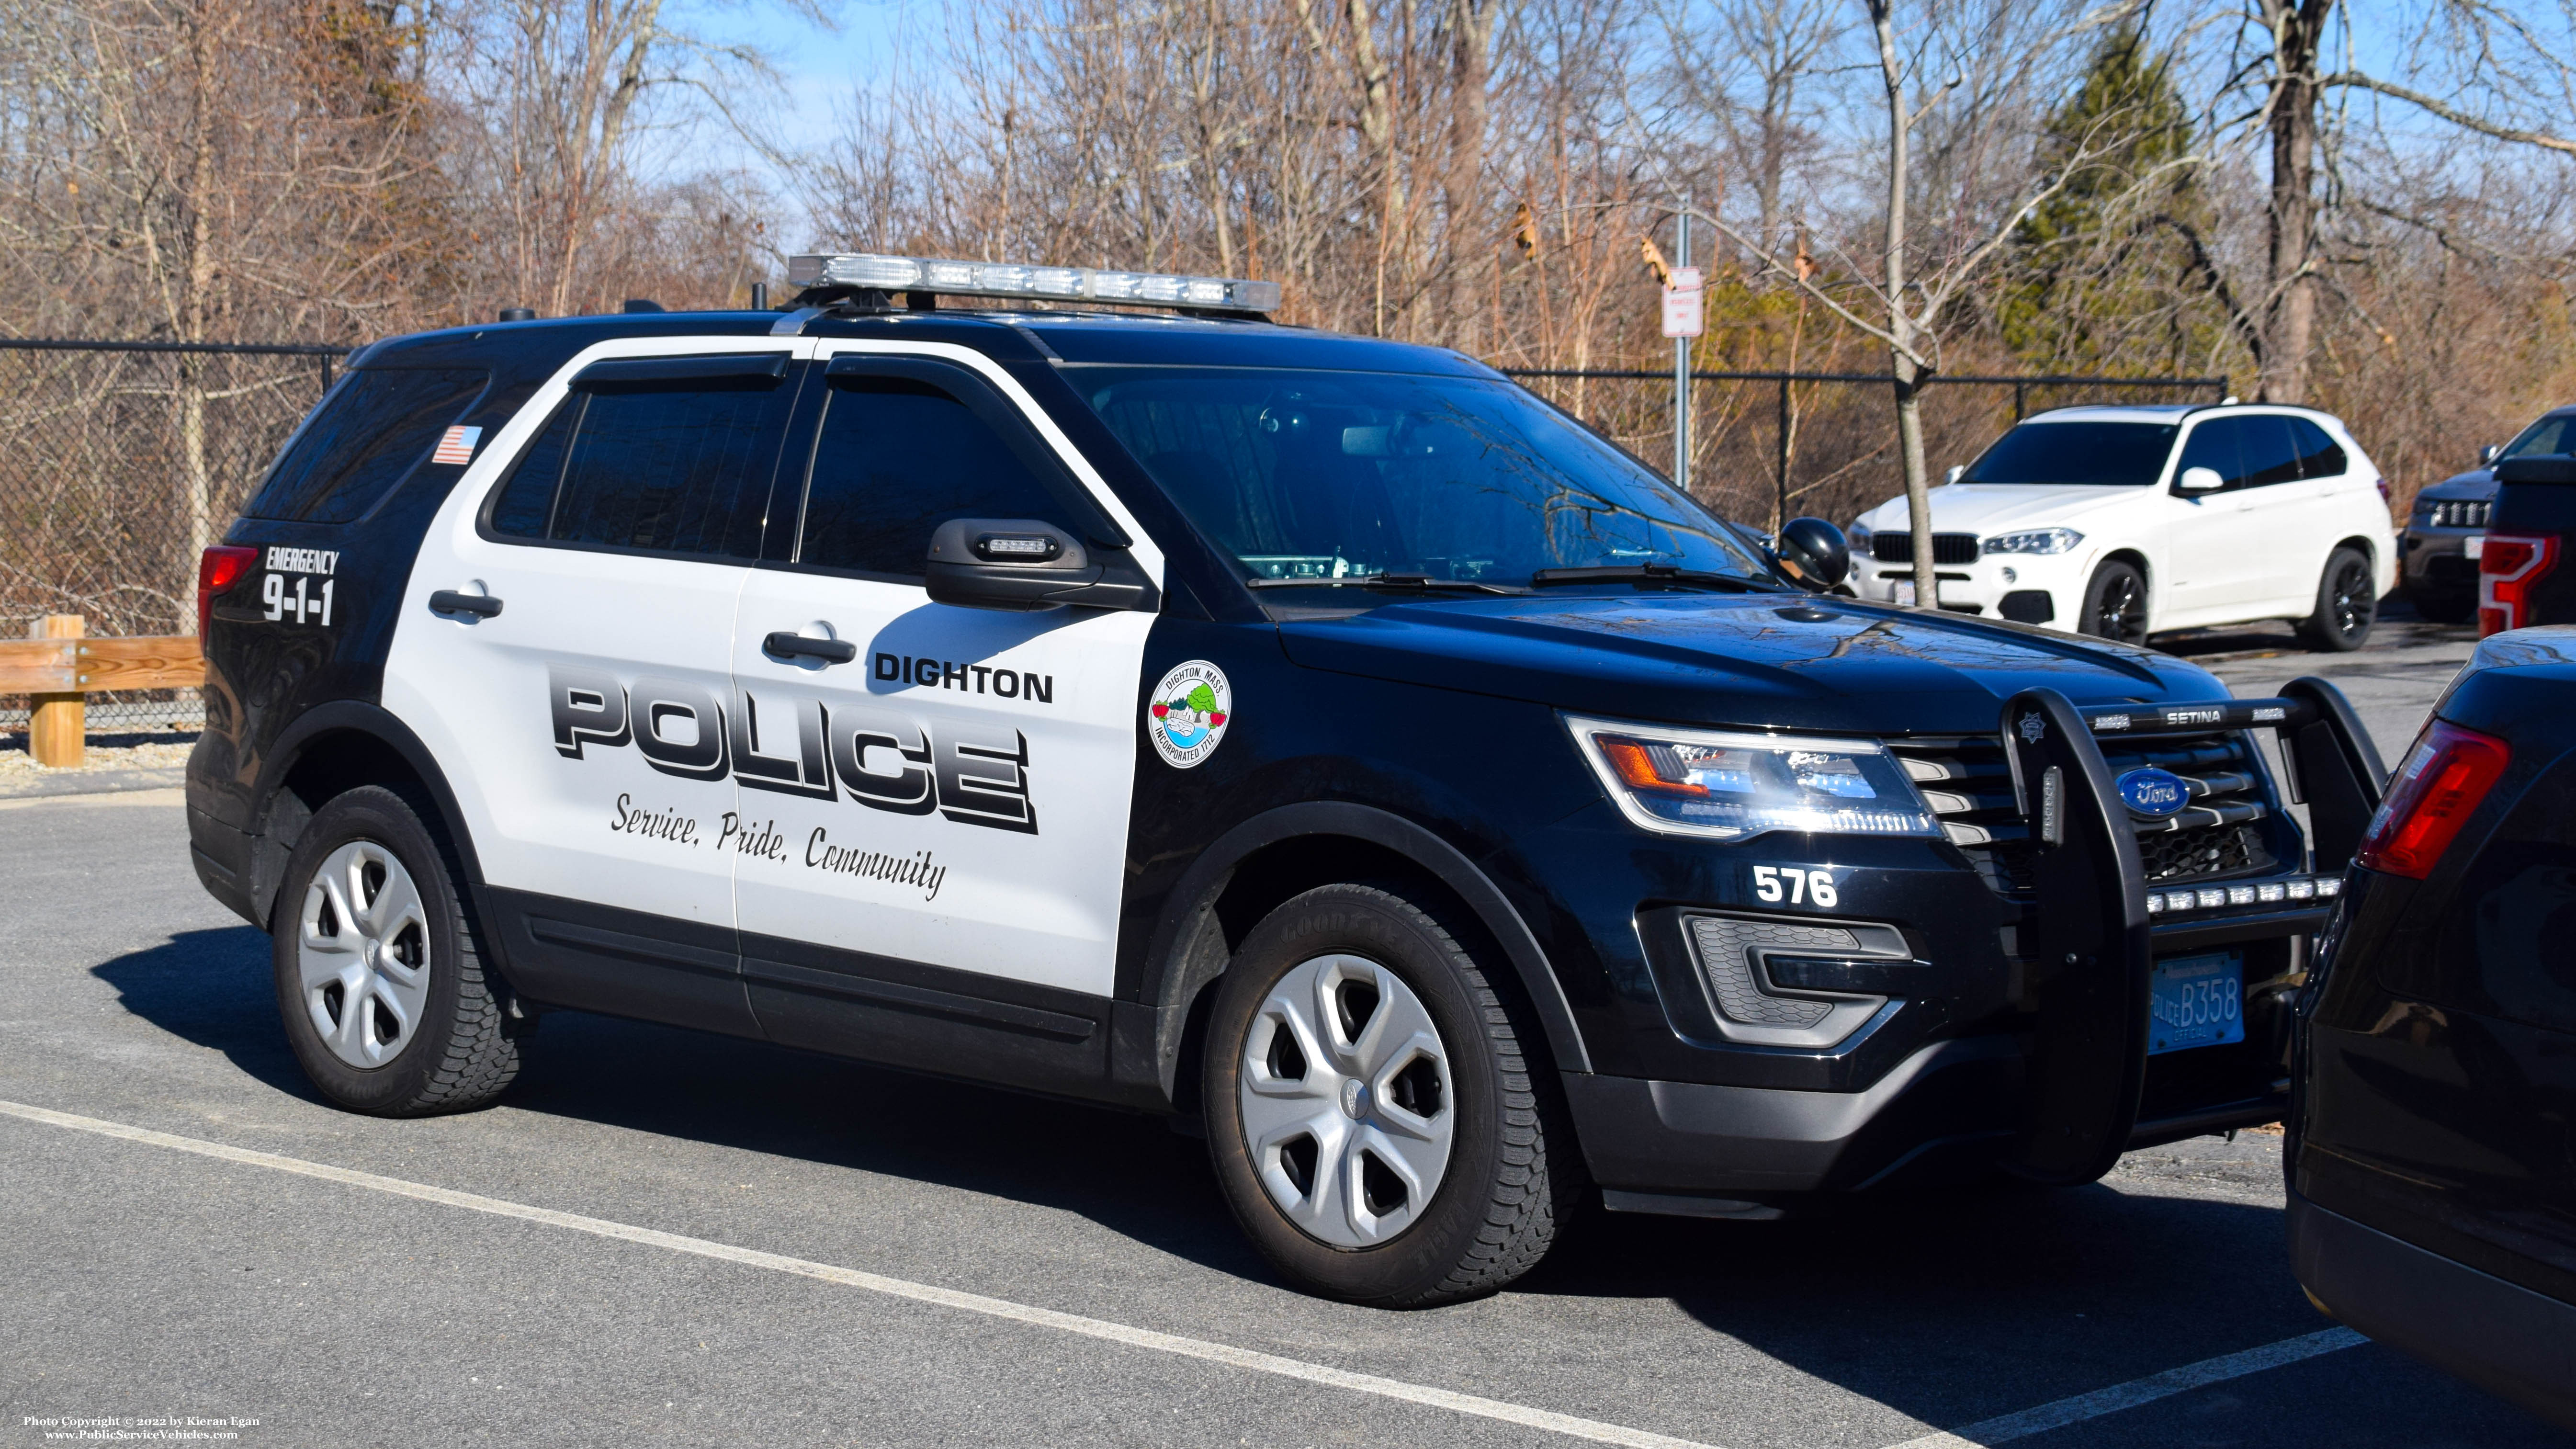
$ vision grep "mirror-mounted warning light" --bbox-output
[787,253,1281,315]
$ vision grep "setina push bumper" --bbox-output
[1996,679,2384,1184]
[1573,677,2385,1213]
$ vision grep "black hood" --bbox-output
[1278,592,2227,736]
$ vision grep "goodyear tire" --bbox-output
[271,785,520,1115]
[1202,883,1573,1306]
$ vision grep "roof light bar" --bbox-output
[787,253,1281,315]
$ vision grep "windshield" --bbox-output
[2500,414,2576,461]
[1075,366,1766,585]
[1959,420,2179,487]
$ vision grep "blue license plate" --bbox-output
[2149,950,2245,1055]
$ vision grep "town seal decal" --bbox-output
[1147,661,1232,769]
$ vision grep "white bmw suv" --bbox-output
[1847,403,2398,650]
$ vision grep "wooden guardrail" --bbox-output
[1,615,204,768]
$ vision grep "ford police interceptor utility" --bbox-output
[185,254,2390,1306]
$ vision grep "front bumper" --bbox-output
[2290,1189,2576,1431]
[1848,550,2089,628]
[2401,525,2481,594]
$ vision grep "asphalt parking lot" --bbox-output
[1,611,2565,1449]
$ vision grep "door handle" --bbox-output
[429,589,503,618]
[763,631,857,664]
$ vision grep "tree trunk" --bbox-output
[2257,0,2331,404]
[1867,0,1938,605]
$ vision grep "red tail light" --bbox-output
[2478,532,2558,636]
[2356,719,2511,879]
[197,545,259,637]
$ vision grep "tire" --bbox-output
[2077,560,2150,644]
[2298,547,2378,652]
[271,785,520,1116]
[1201,883,1575,1307]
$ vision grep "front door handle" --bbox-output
[763,631,857,664]
[429,589,503,618]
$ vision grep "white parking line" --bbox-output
[0,1098,1719,1449]
[1884,1325,2368,1447]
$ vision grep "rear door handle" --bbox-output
[763,631,857,664]
[429,590,503,618]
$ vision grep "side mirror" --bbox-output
[1943,464,1966,486]
[2481,444,2503,466]
[1773,517,1851,590]
[923,519,1159,612]
[2177,466,2225,493]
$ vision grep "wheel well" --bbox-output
[2333,535,2379,571]
[2101,547,2151,588]
[1164,832,1540,1117]
[252,729,436,923]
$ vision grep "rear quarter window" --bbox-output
[243,367,489,523]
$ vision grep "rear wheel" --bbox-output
[2299,547,2377,652]
[1201,883,1572,1306]
[2078,560,2150,644]
[271,785,520,1115]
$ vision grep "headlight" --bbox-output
[1982,527,2083,556]
[1566,715,1941,841]
[1847,521,1873,550]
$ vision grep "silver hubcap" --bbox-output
[297,840,431,1069]
[1238,954,1455,1247]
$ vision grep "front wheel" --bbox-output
[2078,560,2150,644]
[1201,883,1574,1307]
[2299,547,2378,651]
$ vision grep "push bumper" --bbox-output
[2290,1189,2576,1431]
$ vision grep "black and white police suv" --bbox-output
[187,254,2388,1305]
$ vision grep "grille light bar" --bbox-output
[2143,874,2343,915]
[787,253,1281,315]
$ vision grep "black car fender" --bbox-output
[235,701,498,949]
[1129,800,1593,1107]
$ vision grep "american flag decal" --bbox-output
[432,425,482,466]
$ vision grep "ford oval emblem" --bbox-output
[2118,767,2190,818]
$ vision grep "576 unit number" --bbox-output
[1752,865,1839,908]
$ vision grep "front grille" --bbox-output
[1871,532,1981,566]
[2425,499,2492,529]
[1887,729,2281,898]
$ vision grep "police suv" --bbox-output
[186,255,2388,1307]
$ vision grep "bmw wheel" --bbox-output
[2079,560,2150,644]
[272,785,520,1115]
[1202,883,1574,1307]
[2299,546,2378,652]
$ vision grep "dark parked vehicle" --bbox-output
[2479,454,2576,635]
[2290,626,2576,1428]
[2406,408,2576,626]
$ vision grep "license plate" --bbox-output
[1890,579,1916,606]
[2149,950,2244,1055]
[2464,534,2485,560]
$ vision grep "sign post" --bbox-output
[1661,203,1701,492]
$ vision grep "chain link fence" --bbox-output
[0,340,345,741]
[1504,368,2228,533]
[1,340,2218,747]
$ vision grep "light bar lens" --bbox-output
[1567,715,1939,842]
[788,253,1281,313]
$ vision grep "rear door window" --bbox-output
[2177,415,2305,491]
[244,367,489,523]
[483,359,793,559]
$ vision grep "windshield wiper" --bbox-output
[1245,573,1526,595]
[1527,564,1777,591]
